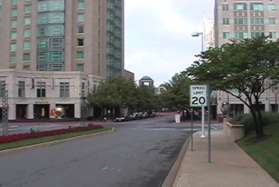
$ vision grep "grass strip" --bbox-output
[238,123,279,183]
[0,128,112,151]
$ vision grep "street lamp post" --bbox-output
[191,32,204,52]
[192,32,206,138]
[192,32,213,163]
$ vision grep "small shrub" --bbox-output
[233,112,279,136]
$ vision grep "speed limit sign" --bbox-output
[190,85,208,107]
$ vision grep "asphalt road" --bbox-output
[0,116,191,187]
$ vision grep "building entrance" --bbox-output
[55,104,75,119]
[34,104,50,119]
[16,104,28,119]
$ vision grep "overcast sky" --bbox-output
[125,0,214,86]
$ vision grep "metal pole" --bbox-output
[201,32,204,52]
[201,105,205,138]
[207,86,212,163]
[2,90,8,136]
[191,109,194,151]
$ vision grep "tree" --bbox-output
[160,72,192,110]
[88,77,138,117]
[88,77,159,117]
[187,37,279,138]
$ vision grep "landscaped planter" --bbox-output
[0,124,104,144]
[223,118,244,141]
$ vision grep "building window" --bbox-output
[234,3,247,11]
[250,18,264,25]
[223,18,230,25]
[269,32,277,39]
[38,39,48,49]
[222,4,229,11]
[76,64,84,72]
[49,51,64,62]
[60,82,69,97]
[267,18,276,25]
[77,38,84,46]
[81,82,85,97]
[235,32,248,40]
[77,25,84,33]
[10,53,16,63]
[223,32,230,39]
[18,81,25,98]
[267,4,277,11]
[38,12,64,24]
[78,14,85,22]
[24,6,31,14]
[11,31,17,40]
[38,1,64,12]
[23,42,31,50]
[11,20,17,28]
[234,18,248,25]
[78,0,85,11]
[24,17,31,26]
[0,81,6,97]
[251,32,265,38]
[48,25,64,36]
[11,9,18,17]
[250,3,264,12]
[36,82,46,98]
[11,0,18,6]
[24,29,31,38]
[23,53,31,61]
[76,51,84,59]
[10,43,17,52]
[49,38,64,49]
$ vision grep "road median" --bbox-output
[0,127,115,154]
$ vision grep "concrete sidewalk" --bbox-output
[173,130,279,187]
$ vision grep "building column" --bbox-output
[244,105,250,114]
[27,104,34,119]
[265,100,271,112]
[50,103,56,119]
[8,104,16,120]
[75,103,81,119]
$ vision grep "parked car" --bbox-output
[113,116,126,122]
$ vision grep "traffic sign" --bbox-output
[190,85,207,107]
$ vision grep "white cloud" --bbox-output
[125,0,214,85]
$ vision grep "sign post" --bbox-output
[190,85,207,138]
[191,85,212,163]
[207,86,212,163]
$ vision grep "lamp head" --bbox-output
[191,32,202,37]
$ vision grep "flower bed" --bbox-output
[0,124,104,144]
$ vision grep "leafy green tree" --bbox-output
[88,77,159,117]
[160,72,192,110]
[88,78,137,117]
[187,37,279,138]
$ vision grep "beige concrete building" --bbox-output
[0,69,103,120]
[215,0,279,117]
[0,0,125,120]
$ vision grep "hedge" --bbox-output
[0,124,104,144]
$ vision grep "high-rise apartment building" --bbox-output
[215,0,279,46]
[0,0,124,78]
[215,0,279,117]
[0,0,125,120]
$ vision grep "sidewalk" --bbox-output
[173,130,279,187]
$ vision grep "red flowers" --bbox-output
[0,124,104,144]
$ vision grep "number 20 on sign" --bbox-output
[190,85,208,107]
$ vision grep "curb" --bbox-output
[162,136,191,187]
[0,128,115,155]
